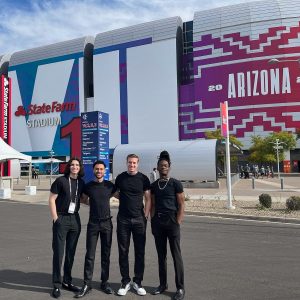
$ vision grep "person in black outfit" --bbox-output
[115,154,151,296]
[75,160,116,298]
[49,157,85,298]
[151,151,185,300]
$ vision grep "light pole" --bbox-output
[270,139,284,179]
[49,149,55,185]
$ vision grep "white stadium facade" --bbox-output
[1,0,300,175]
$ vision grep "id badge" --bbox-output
[68,202,76,214]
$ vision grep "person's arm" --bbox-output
[176,192,185,224]
[80,193,89,205]
[49,192,59,222]
[150,193,155,218]
[144,190,151,219]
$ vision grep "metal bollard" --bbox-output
[280,178,284,190]
[252,177,255,189]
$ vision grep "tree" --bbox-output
[204,129,243,174]
[248,132,296,164]
[204,129,243,148]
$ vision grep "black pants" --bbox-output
[52,213,81,288]
[117,214,147,285]
[83,218,113,286]
[151,213,184,290]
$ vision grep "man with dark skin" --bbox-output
[151,151,185,300]
[75,160,116,298]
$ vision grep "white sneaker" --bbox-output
[132,282,146,296]
[117,282,131,296]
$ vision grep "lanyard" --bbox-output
[69,177,79,203]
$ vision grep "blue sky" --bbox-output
[0,0,254,55]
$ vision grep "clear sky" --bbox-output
[0,0,255,55]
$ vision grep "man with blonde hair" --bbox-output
[115,154,151,296]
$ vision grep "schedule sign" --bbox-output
[81,111,109,182]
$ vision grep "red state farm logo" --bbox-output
[15,106,27,116]
[14,101,76,116]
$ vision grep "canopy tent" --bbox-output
[0,137,31,162]
[20,158,63,165]
[31,158,63,164]
[0,137,32,187]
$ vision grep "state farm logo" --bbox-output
[3,77,8,87]
[15,101,76,116]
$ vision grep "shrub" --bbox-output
[259,193,272,208]
[286,196,300,211]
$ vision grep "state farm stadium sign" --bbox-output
[14,101,76,128]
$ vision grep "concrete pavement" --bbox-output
[1,202,300,300]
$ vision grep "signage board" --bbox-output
[81,111,109,182]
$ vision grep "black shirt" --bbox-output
[83,180,117,219]
[151,178,183,213]
[115,171,151,217]
[51,175,85,213]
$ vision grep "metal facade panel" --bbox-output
[10,36,94,66]
[94,16,182,49]
[194,0,300,34]
[0,54,11,75]
[112,140,217,181]
[126,39,179,145]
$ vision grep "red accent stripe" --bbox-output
[7,77,12,175]
[0,75,4,139]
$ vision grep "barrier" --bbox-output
[0,188,11,199]
[25,186,36,195]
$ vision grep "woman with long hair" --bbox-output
[49,157,85,298]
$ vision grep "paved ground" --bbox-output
[1,201,300,300]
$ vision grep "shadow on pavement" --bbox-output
[0,269,52,294]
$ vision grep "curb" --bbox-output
[185,210,300,224]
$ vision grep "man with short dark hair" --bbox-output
[75,160,116,298]
[115,154,151,296]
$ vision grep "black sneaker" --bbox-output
[151,284,168,295]
[173,289,185,300]
[74,284,92,298]
[62,282,80,293]
[100,282,114,294]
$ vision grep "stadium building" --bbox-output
[1,0,300,174]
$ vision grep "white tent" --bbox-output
[0,137,31,162]
[0,137,32,188]
[32,158,63,164]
